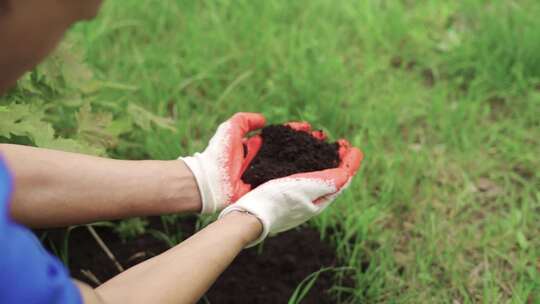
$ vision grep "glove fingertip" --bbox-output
[336,138,350,158]
[311,130,327,140]
[285,121,312,132]
[232,112,266,132]
[340,147,363,176]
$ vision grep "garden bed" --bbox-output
[41,216,353,304]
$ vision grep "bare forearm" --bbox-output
[0,144,201,227]
[95,211,262,304]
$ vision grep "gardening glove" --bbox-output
[180,112,266,214]
[219,123,363,247]
[285,121,327,140]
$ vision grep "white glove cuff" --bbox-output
[219,204,270,248]
[180,155,216,214]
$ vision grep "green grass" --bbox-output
[3,0,540,302]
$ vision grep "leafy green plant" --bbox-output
[114,218,149,243]
[147,214,196,248]
[0,42,176,158]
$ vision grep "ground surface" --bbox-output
[2,0,540,303]
[43,217,350,304]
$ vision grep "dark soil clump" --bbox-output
[242,124,340,188]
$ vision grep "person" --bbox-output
[0,1,363,303]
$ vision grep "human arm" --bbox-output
[0,135,262,304]
[76,211,261,304]
[53,120,360,304]
[77,138,361,304]
[0,112,266,228]
[0,143,201,228]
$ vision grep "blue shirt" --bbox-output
[0,157,82,304]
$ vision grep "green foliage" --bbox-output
[3,0,540,303]
[0,42,176,158]
[147,214,191,248]
[113,218,149,243]
[443,1,540,95]
[288,267,353,304]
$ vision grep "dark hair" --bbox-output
[0,0,9,15]
[0,1,10,13]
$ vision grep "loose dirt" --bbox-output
[41,217,352,303]
[242,124,340,188]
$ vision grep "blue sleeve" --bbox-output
[0,156,82,304]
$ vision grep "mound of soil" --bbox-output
[206,227,352,304]
[40,217,353,303]
[242,124,340,188]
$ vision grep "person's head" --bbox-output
[0,0,103,94]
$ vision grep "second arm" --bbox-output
[0,144,201,227]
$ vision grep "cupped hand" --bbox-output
[181,112,266,213]
[219,121,363,247]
